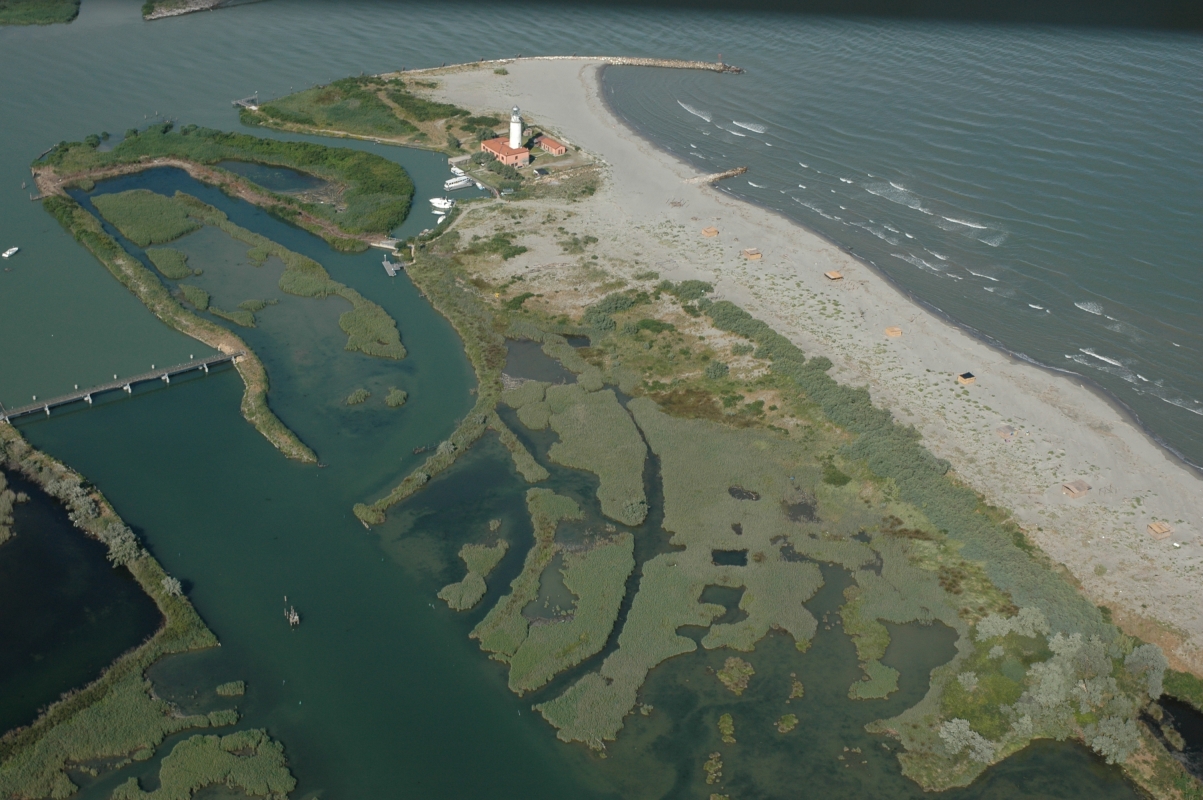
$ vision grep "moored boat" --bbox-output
[429,197,455,211]
[2,247,18,258]
[443,175,473,191]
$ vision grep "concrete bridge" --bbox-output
[0,352,243,423]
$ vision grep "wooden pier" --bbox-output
[0,352,243,423]
[232,93,260,110]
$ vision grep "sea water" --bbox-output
[0,1,1192,796]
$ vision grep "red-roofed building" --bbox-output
[535,135,567,156]
[481,137,530,167]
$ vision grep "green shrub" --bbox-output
[505,292,535,310]
[387,89,467,122]
[635,318,674,334]
[486,159,522,181]
[704,361,729,379]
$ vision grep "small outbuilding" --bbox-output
[995,425,1016,440]
[957,372,976,385]
[702,226,719,237]
[824,270,843,281]
[885,326,902,338]
[742,248,762,260]
[534,135,567,155]
[1061,480,1090,499]
[1147,521,1173,540]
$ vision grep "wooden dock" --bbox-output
[232,93,260,110]
[0,352,243,423]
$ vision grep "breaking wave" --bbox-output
[892,252,943,273]
[942,216,988,229]
[1074,301,1104,315]
[731,120,766,133]
[966,269,999,282]
[676,100,711,122]
[1080,348,1124,367]
[865,182,928,213]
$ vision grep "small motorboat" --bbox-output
[429,197,455,211]
[436,215,446,224]
[2,247,18,258]
[443,175,473,191]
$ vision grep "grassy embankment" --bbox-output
[0,0,79,25]
[0,425,294,799]
[38,123,414,252]
[42,192,317,463]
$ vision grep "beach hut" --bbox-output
[702,226,719,237]
[1147,521,1173,540]
[1061,480,1090,499]
[957,372,976,385]
[824,270,843,281]
[885,326,902,338]
[995,425,1016,440]
[742,248,762,260]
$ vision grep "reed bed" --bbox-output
[145,247,194,280]
[93,189,200,246]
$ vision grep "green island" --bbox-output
[16,69,1203,800]
[0,425,295,799]
[0,0,79,25]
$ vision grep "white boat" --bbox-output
[443,176,473,191]
[450,166,467,177]
[1,247,17,258]
[429,197,455,211]
[437,215,446,224]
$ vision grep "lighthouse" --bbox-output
[509,106,523,149]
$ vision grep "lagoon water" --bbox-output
[0,1,1193,796]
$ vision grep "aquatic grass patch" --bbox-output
[215,681,245,697]
[472,490,581,658]
[145,247,194,279]
[540,385,648,526]
[39,195,315,462]
[488,412,548,483]
[93,189,201,246]
[171,193,406,360]
[110,728,295,800]
[346,388,370,405]
[179,284,209,310]
[439,541,509,611]
[385,387,408,408]
[507,534,635,694]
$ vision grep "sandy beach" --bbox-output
[419,57,1203,674]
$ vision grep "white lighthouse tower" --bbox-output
[509,106,523,150]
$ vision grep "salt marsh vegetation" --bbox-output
[92,189,200,246]
[542,385,648,526]
[215,681,245,697]
[487,412,549,483]
[145,247,195,279]
[385,387,409,408]
[439,540,509,611]
[716,656,755,695]
[110,728,295,800]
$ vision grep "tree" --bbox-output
[161,576,183,597]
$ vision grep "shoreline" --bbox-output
[422,57,1203,674]
[596,68,1203,480]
